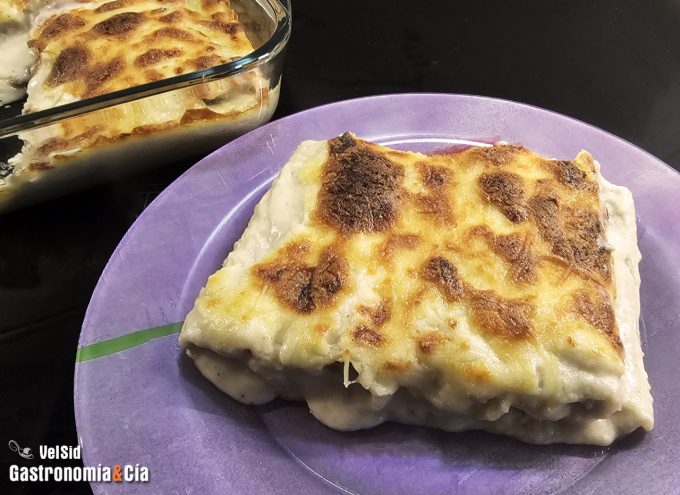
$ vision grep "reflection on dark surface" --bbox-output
[1,1,679,493]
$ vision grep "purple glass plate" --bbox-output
[75,94,680,495]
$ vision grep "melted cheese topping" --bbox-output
[181,135,653,445]
[3,0,272,182]
[27,0,254,106]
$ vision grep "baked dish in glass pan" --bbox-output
[0,0,291,211]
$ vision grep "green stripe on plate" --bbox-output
[76,321,183,363]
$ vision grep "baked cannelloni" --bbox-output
[180,133,653,445]
[1,0,277,210]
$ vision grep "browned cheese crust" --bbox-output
[18,0,265,168]
[247,134,621,380]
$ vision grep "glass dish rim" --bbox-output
[0,0,292,139]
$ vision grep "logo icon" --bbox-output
[8,440,33,460]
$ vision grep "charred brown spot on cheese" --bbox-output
[358,301,391,327]
[530,193,610,279]
[478,171,528,223]
[205,19,240,35]
[180,108,230,125]
[308,248,348,307]
[158,10,182,23]
[469,290,533,339]
[211,10,237,22]
[33,13,86,50]
[47,46,90,86]
[379,233,420,261]
[352,326,384,347]
[466,224,490,238]
[36,126,102,154]
[226,22,241,36]
[419,163,452,190]
[572,288,622,352]
[328,132,355,152]
[190,55,225,70]
[406,287,427,308]
[317,133,405,234]
[413,193,453,224]
[444,240,462,252]
[280,240,312,261]
[554,160,585,187]
[28,162,54,171]
[417,331,446,354]
[470,225,536,283]
[313,324,329,336]
[422,256,464,301]
[473,144,525,166]
[151,27,197,41]
[255,247,347,313]
[384,361,410,373]
[144,69,164,81]
[462,363,492,383]
[494,233,538,284]
[134,48,181,67]
[528,192,560,239]
[567,336,576,347]
[128,121,175,135]
[471,227,538,284]
[94,0,130,13]
[257,265,314,313]
[551,160,597,191]
[92,12,144,36]
[492,233,525,259]
[35,140,68,156]
[85,57,125,95]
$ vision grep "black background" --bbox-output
[2,1,679,493]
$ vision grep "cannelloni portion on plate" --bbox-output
[180,133,653,445]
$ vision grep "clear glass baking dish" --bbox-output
[0,0,291,212]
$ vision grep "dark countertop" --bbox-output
[2,1,679,493]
